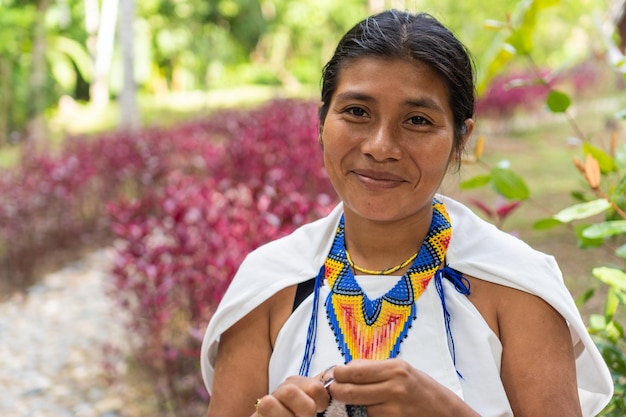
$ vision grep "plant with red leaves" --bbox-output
[105,99,336,413]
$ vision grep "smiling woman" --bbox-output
[200,9,613,417]
[320,57,467,230]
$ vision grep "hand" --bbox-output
[255,375,331,417]
[327,359,478,417]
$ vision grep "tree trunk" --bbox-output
[90,0,119,108]
[84,0,100,64]
[615,0,626,52]
[118,0,140,130]
[0,59,10,146]
[26,0,51,144]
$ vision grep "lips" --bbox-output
[351,168,407,188]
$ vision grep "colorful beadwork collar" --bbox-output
[299,199,453,375]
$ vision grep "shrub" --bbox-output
[0,97,334,413]
[105,99,336,414]
[0,116,227,293]
[475,60,604,121]
[467,2,626,413]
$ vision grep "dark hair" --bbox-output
[319,9,476,159]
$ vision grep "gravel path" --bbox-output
[0,249,153,417]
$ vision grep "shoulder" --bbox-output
[465,275,566,339]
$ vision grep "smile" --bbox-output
[351,169,407,189]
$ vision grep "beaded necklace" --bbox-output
[298,199,452,376]
[345,249,418,275]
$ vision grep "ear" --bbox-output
[460,118,475,150]
[318,101,325,146]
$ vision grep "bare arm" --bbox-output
[497,285,582,417]
[205,286,330,417]
[205,293,272,417]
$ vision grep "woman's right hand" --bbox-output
[254,375,331,417]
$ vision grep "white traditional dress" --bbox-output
[200,195,613,417]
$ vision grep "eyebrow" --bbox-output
[335,91,445,113]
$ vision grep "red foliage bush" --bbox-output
[475,61,601,119]
[0,117,227,290]
[0,97,335,413]
[476,70,552,118]
[105,99,336,411]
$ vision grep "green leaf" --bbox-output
[575,288,595,308]
[575,224,604,248]
[615,244,626,259]
[553,199,611,222]
[546,90,571,113]
[52,36,93,82]
[606,320,625,342]
[570,191,589,202]
[477,43,517,95]
[583,221,626,239]
[507,0,540,55]
[459,174,491,190]
[533,217,563,230]
[535,0,561,8]
[508,29,533,55]
[605,287,621,320]
[593,267,626,292]
[589,313,607,330]
[490,167,530,200]
[582,142,617,173]
[48,50,76,90]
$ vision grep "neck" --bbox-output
[342,207,433,274]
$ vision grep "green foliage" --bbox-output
[490,166,530,200]
[477,0,561,93]
[471,0,626,413]
[546,89,571,113]
[584,143,618,174]
[0,3,36,140]
[460,165,530,201]
[553,199,611,222]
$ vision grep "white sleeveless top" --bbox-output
[201,196,613,416]
[270,274,512,416]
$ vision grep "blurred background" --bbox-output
[1,0,625,416]
[1,0,621,143]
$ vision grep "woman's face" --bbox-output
[321,57,469,224]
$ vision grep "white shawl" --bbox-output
[200,195,613,416]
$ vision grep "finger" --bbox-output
[331,360,414,407]
[273,377,330,415]
[333,359,389,384]
[329,378,387,407]
[260,390,316,417]
[298,376,333,412]
[335,359,413,385]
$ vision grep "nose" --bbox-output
[360,122,402,162]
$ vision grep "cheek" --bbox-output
[322,130,351,165]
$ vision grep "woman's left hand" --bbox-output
[328,359,479,417]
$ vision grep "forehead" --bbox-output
[333,57,451,108]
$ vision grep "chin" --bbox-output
[345,198,433,224]
[348,205,406,223]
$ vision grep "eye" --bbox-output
[407,115,430,126]
[344,106,368,118]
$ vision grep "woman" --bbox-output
[201,9,613,417]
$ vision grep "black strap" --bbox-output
[292,277,316,313]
